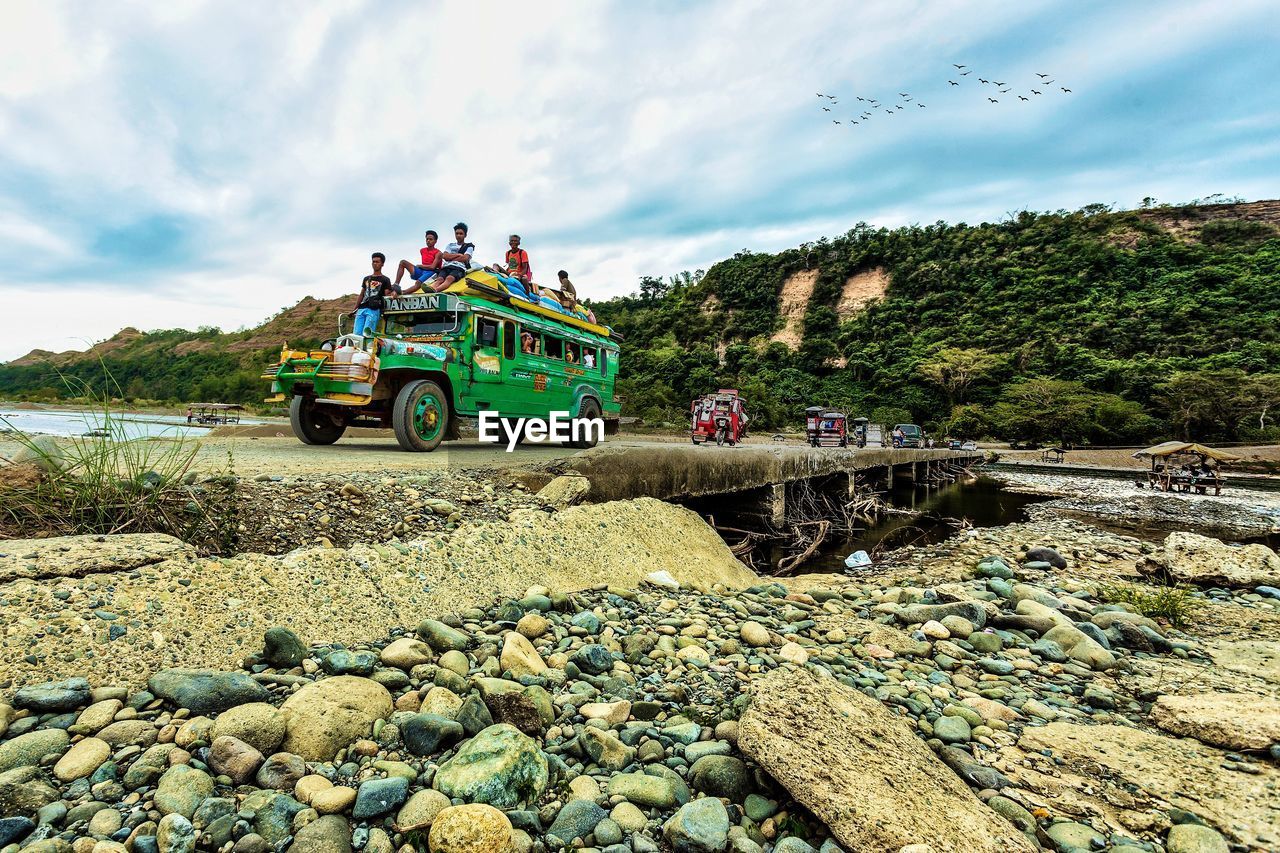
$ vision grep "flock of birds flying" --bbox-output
[817,64,1072,127]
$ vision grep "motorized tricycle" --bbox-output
[692,390,748,446]
[804,406,849,447]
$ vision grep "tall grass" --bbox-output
[1,375,239,553]
[1098,581,1203,628]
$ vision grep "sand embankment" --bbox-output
[0,497,755,689]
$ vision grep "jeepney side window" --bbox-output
[544,336,564,360]
[503,321,516,360]
[565,342,580,364]
[477,317,499,348]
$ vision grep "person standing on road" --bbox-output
[352,252,393,337]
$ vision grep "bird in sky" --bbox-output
[851,121,859,125]
[917,103,926,108]
[954,64,966,69]
[1037,73,1050,78]
[979,78,989,84]
[884,109,894,115]
[988,97,998,103]
[899,92,909,97]
[1032,89,1042,95]
[1043,79,1055,84]
[816,93,826,97]
[1061,87,1072,93]
[822,107,831,111]
[1000,88,1011,93]
[833,120,841,124]
[896,104,904,110]
[856,96,865,101]
[1018,95,1029,101]
[960,70,972,76]
[949,80,959,86]
[994,80,1006,86]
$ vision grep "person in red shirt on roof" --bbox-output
[394,230,442,293]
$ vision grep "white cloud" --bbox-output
[1,0,1278,363]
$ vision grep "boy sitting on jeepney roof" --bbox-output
[394,229,442,291]
[423,222,475,293]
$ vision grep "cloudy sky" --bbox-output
[1,0,1278,362]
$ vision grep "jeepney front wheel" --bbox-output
[393,379,449,452]
[290,396,346,445]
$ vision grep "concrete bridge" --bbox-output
[557,443,983,523]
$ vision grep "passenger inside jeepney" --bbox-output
[520,331,535,354]
[566,343,580,364]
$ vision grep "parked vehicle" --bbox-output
[692,390,748,446]
[961,440,978,451]
[890,423,923,448]
[805,406,849,447]
[263,274,622,451]
[948,439,962,450]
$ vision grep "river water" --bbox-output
[0,409,260,440]
[803,476,1050,572]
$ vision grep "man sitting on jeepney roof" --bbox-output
[394,229,442,292]
[487,234,532,288]
[425,222,475,293]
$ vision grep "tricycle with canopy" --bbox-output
[805,407,849,448]
[692,390,749,446]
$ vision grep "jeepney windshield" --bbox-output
[383,311,462,336]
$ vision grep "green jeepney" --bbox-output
[263,277,622,451]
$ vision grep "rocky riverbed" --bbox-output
[990,469,1280,541]
[2,508,1279,853]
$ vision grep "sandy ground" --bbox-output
[998,444,1280,470]
[0,498,757,689]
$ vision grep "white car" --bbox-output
[961,440,978,451]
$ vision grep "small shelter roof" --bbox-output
[191,403,246,411]
[1133,441,1242,463]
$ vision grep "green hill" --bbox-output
[4,199,1279,444]
[593,199,1280,444]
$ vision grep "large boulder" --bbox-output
[1150,693,1280,751]
[0,729,69,772]
[287,814,351,853]
[147,669,270,715]
[1042,624,1115,670]
[12,678,91,712]
[433,723,548,809]
[1145,532,1280,588]
[537,475,591,509]
[663,798,730,853]
[738,668,1035,853]
[279,676,393,761]
[1016,722,1280,850]
[428,803,513,853]
[211,702,286,754]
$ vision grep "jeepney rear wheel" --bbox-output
[290,396,346,445]
[565,397,602,449]
[393,380,449,452]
